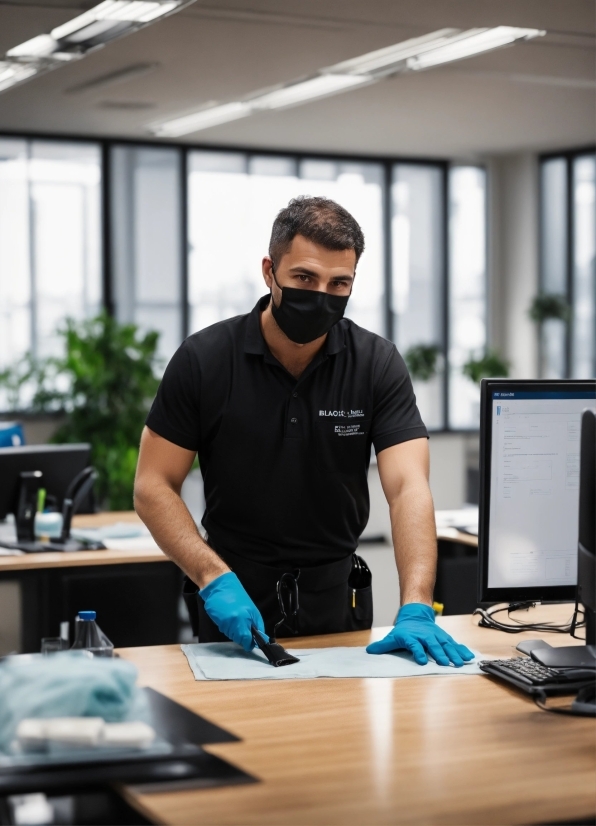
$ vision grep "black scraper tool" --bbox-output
[251,626,300,667]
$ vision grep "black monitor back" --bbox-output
[0,444,92,520]
[578,409,595,644]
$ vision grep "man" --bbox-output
[134,196,473,668]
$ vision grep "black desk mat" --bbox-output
[0,689,256,795]
[144,687,240,747]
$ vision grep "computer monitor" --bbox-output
[578,409,595,645]
[477,379,596,605]
[0,443,92,521]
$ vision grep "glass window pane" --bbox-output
[31,141,102,360]
[0,138,30,378]
[298,161,385,336]
[188,151,256,332]
[392,164,444,429]
[572,154,596,378]
[111,145,182,367]
[0,138,101,376]
[30,142,102,359]
[249,156,297,177]
[541,159,568,293]
[448,166,487,429]
[188,153,385,338]
[540,157,568,379]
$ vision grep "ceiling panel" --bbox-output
[0,0,593,156]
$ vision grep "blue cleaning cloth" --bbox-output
[0,653,149,753]
[182,643,485,681]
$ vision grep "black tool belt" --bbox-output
[182,543,372,643]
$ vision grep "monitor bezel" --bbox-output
[477,378,596,605]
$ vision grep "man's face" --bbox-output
[263,235,356,303]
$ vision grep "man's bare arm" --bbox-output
[376,438,436,606]
[134,426,230,589]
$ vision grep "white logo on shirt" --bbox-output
[319,409,365,418]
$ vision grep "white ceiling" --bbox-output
[0,0,594,158]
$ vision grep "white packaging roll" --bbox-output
[101,722,156,749]
[16,717,105,751]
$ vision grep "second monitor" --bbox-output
[477,379,596,605]
[0,443,92,522]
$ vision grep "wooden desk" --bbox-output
[0,512,166,573]
[0,515,476,575]
[436,526,478,548]
[118,604,595,826]
[0,512,179,652]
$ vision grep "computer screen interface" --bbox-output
[479,381,596,603]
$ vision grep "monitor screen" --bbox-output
[478,380,596,604]
[0,444,92,520]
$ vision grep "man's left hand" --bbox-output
[366,603,475,667]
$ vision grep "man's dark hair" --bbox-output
[269,196,365,267]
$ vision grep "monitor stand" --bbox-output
[530,645,596,670]
[0,539,48,553]
[1,467,106,553]
[0,538,106,553]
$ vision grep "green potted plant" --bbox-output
[528,293,571,324]
[462,349,510,384]
[0,314,161,511]
[404,343,442,382]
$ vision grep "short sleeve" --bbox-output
[371,346,428,455]
[145,342,201,451]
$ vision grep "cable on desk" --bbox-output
[534,689,595,718]
[472,601,585,636]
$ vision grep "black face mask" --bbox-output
[270,268,350,344]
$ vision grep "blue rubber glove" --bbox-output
[200,572,265,652]
[366,603,475,667]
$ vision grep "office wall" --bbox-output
[0,414,65,445]
[487,152,540,379]
[363,432,470,542]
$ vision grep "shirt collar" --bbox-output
[244,295,270,355]
[244,294,346,357]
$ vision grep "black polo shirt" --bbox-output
[146,295,427,566]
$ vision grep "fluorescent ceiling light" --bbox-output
[406,27,544,71]
[151,101,251,137]
[250,74,369,110]
[328,29,459,75]
[150,24,544,137]
[7,35,57,59]
[150,75,368,136]
[1,0,186,95]
[327,27,543,77]
[51,1,179,40]
[6,0,184,63]
[0,61,38,92]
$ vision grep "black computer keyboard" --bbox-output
[479,657,596,696]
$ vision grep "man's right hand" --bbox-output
[200,572,265,652]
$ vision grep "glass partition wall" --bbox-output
[110,145,183,365]
[0,139,101,367]
[448,166,487,429]
[539,150,596,380]
[188,152,385,337]
[0,134,492,430]
[572,155,596,379]
[391,164,445,429]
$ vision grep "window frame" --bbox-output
[0,129,489,431]
[538,146,596,379]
